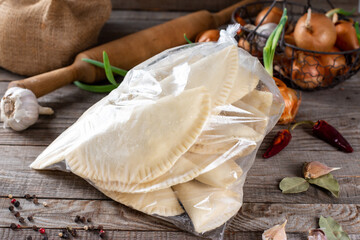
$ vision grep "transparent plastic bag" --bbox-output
[30,25,284,239]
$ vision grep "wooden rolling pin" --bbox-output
[9,0,255,97]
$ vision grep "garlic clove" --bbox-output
[262,220,287,240]
[308,229,327,240]
[303,161,340,179]
[0,87,54,131]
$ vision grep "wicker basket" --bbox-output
[232,0,360,90]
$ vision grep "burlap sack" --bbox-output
[0,0,112,76]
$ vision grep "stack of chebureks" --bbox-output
[30,44,277,234]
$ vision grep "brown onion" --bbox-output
[291,53,325,89]
[195,29,220,42]
[294,9,336,52]
[255,6,283,26]
[319,46,346,82]
[238,38,262,57]
[335,20,359,51]
[274,77,301,124]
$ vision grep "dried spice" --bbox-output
[308,229,327,240]
[10,223,17,230]
[279,177,309,193]
[8,206,14,212]
[19,217,25,223]
[263,129,292,158]
[27,215,34,221]
[14,211,20,218]
[280,164,340,197]
[25,194,31,200]
[319,216,350,240]
[33,198,39,205]
[74,215,81,223]
[32,225,38,231]
[26,236,32,240]
[262,220,287,240]
[312,120,353,153]
[303,161,340,179]
[14,201,20,208]
[308,174,340,198]
[8,194,13,199]
[39,228,45,234]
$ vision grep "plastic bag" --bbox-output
[30,25,284,239]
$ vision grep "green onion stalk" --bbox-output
[74,51,128,93]
[263,8,288,76]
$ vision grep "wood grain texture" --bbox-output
[0,198,360,235]
[1,1,360,238]
[109,0,357,12]
[5,229,358,240]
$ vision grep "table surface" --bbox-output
[1,1,359,239]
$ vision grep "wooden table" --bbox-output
[1,1,359,239]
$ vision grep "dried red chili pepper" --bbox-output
[291,120,353,153]
[312,120,353,153]
[263,129,292,158]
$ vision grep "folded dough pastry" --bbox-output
[97,186,184,217]
[195,160,243,188]
[93,151,231,193]
[172,180,242,233]
[31,87,211,187]
[158,45,238,108]
[237,90,273,116]
[226,66,259,104]
[189,113,262,155]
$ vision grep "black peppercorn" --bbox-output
[70,229,77,237]
[98,225,103,230]
[14,211,20,218]
[8,206,14,212]
[26,236,32,240]
[32,225,38,231]
[74,215,80,222]
[14,201,20,208]
[33,198,39,205]
[87,217,92,223]
[27,215,34,221]
[89,225,94,231]
[19,217,25,223]
[42,236,48,240]
[32,194,36,199]
[80,216,86,223]
[24,194,31,200]
[61,231,69,239]
[10,223,17,230]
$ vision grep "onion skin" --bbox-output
[255,7,283,26]
[319,46,346,82]
[335,20,360,51]
[291,53,325,89]
[294,12,336,52]
[274,77,301,124]
[195,29,220,42]
[238,38,262,57]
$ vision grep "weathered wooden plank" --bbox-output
[0,144,359,204]
[0,198,359,234]
[109,0,357,12]
[5,228,356,240]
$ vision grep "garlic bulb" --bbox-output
[0,87,54,131]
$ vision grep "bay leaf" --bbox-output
[319,216,350,240]
[279,177,309,194]
[262,220,287,240]
[308,174,339,198]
